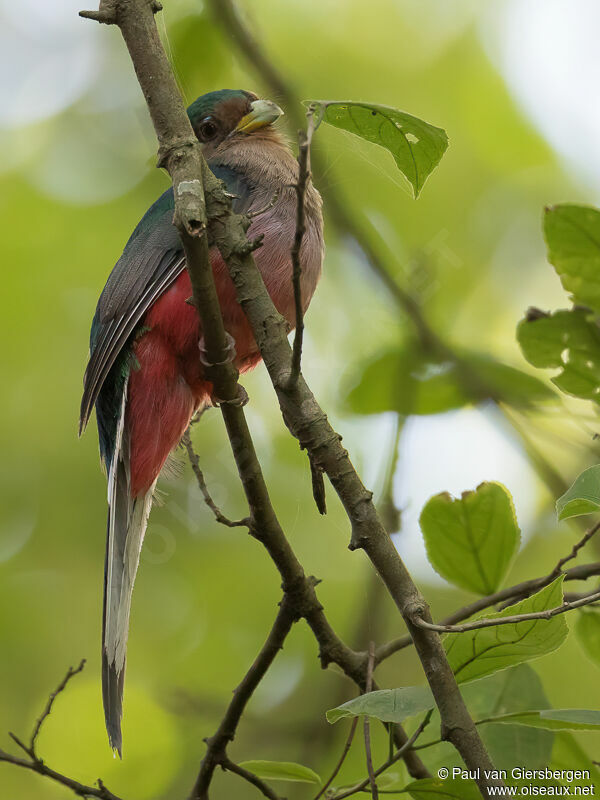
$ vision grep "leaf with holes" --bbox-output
[445,577,568,683]
[307,100,448,197]
[420,482,520,595]
[556,465,600,520]
[237,760,321,785]
[545,204,600,311]
[326,686,434,725]
[517,308,600,403]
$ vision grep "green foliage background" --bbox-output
[2,1,600,797]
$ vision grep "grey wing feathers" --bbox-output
[80,166,255,434]
[79,189,185,433]
[79,253,185,433]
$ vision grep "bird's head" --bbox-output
[187,89,284,159]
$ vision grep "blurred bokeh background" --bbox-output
[2,0,600,796]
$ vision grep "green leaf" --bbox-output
[517,308,600,403]
[462,664,549,720]
[326,686,434,725]
[237,760,321,785]
[556,465,600,520]
[464,665,553,771]
[552,732,600,777]
[420,482,520,595]
[307,100,448,197]
[575,608,600,668]
[445,577,568,683]
[344,343,554,417]
[403,778,481,799]
[415,666,554,770]
[544,204,600,311]
[481,708,600,731]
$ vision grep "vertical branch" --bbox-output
[363,643,378,800]
[207,206,504,797]
[191,598,296,800]
[289,108,317,387]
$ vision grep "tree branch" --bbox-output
[221,758,281,800]
[289,106,318,387]
[207,0,582,538]
[29,658,86,758]
[182,428,250,528]
[205,191,502,795]
[191,597,295,800]
[82,1,497,796]
[0,661,122,800]
[363,643,378,799]
[376,560,600,662]
[0,750,124,800]
[328,713,432,800]
[312,717,359,800]
[411,588,600,634]
[551,521,600,577]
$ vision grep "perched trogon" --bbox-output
[79,90,324,755]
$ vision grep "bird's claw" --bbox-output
[198,333,249,407]
[211,385,250,408]
[198,332,236,367]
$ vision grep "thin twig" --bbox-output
[191,598,297,799]
[411,588,600,634]
[375,560,600,662]
[329,713,432,800]
[313,717,360,800]
[29,659,86,757]
[222,758,282,800]
[0,750,124,800]
[182,429,250,528]
[288,108,317,388]
[551,521,600,577]
[363,642,378,799]
[1,661,122,800]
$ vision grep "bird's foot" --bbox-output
[211,385,250,408]
[198,333,249,408]
[198,332,237,367]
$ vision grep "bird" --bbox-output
[79,89,324,756]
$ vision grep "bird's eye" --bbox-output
[198,117,218,141]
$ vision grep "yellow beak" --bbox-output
[235,99,284,133]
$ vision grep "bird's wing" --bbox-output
[79,188,183,436]
[79,165,254,439]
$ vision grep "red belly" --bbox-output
[126,253,262,496]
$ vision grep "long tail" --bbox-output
[102,382,154,757]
